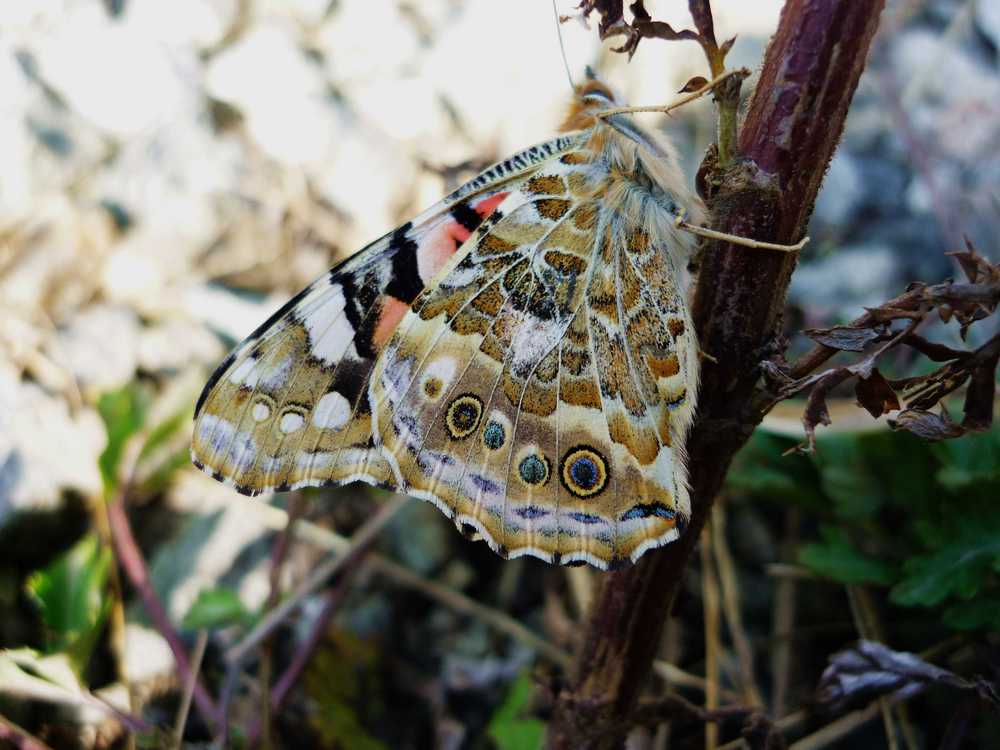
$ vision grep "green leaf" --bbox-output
[137,404,191,464]
[727,431,824,508]
[799,525,896,586]
[25,533,112,674]
[487,671,545,750]
[182,588,249,630]
[304,630,386,750]
[890,515,1000,607]
[943,598,1000,631]
[97,383,148,494]
[812,432,939,524]
[933,428,1000,500]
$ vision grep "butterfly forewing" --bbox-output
[192,136,581,494]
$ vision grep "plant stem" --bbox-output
[547,2,886,747]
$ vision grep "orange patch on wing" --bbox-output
[373,296,410,347]
[646,352,680,378]
[420,222,468,281]
[473,192,508,218]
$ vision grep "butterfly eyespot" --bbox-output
[279,410,306,434]
[251,400,271,422]
[517,452,550,486]
[423,376,444,399]
[445,394,483,439]
[482,420,506,450]
[560,446,608,498]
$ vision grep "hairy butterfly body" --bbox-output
[193,78,702,570]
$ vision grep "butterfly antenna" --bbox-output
[552,0,576,93]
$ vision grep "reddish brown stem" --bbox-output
[547,2,885,747]
[106,495,219,733]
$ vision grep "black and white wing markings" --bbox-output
[192,135,584,494]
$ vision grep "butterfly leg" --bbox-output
[673,208,809,253]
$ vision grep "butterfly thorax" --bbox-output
[562,80,704,269]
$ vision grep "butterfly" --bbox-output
[192,73,706,570]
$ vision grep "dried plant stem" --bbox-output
[771,508,800,717]
[711,505,761,707]
[0,715,56,750]
[787,280,1000,381]
[92,488,135,750]
[846,586,900,750]
[170,629,208,750]
[700,524,721,750]
[225,494,406,667]
[258,493,304,750]
[106,441,218,734]
[240,494,720,690]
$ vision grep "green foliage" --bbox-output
[304,629,387,750]
[890,513,1000,607]
[182,587,252,630]
[487,672,545,750]
[799,526,896,586]
[97,382,148,494]
[25,533,111,675]
[97,382,194,496]
[730,423,1000,632]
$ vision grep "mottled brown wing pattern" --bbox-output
[367,149,698,568]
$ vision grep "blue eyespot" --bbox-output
[570,457,598,489]
[482,420,505,450]
[560,446,608,498]
[518,454,549,486]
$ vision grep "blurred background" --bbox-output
[1,1,999,748]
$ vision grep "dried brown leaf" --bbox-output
[678,75,709,93]
[719,35,737,59]
[817,640,999,712]
[889,407,965,441]
[855,369,900,418]
[577,0,624,36]
[901,333,968,362]
[962,352,999,432]
[804,324,884,352]
[686,0,717,47]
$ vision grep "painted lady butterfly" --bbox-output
[193,74,711,570]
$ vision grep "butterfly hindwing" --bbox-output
[369,153,697,567]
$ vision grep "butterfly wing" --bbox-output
[368,151,698,568]
[192,135,582,494]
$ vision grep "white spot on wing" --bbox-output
[313,391,351,429]
[252,402,271,422]
[510,317,562,374]
[260,356,293,391]
[279,412,305,434]
[229,357,258,386]
[197,414,258,472]
[303,284,357,365]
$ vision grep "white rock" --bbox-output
[975,1,1000,49]
[206,25,339,164]
[0,364,104,521]
[46,305,140,394]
